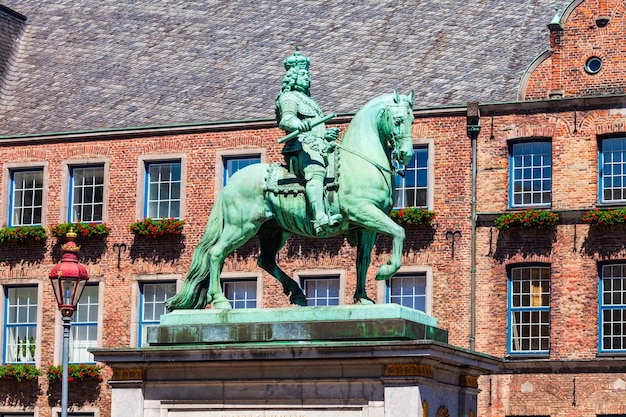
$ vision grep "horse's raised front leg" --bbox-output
[348,205,406,281]
[256,225,306,306]
[353,229,377,304]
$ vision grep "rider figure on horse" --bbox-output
[275,49,343,234]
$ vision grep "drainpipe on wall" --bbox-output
[466,102,481,351]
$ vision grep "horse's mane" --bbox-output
[341,92,398,146]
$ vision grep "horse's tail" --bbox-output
[165,199,224,311]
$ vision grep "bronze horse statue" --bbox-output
[166,90,414,310]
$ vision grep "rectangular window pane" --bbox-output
[510,141,552,208]
[70,166,104,222]
[509,266,550,354]
[145,161,181,219]
[4,287,38,363]
[224,156,260,186]
[70,285,99,362]
[139,282,176,346]
[394,146,428,208]
[600,138,626,203]
[387,273,427,312]
[223,280,257,309]
[600,264,626,351]
[10,169,44,226]
[303,277,340,306]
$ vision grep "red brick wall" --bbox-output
[479,373,626,417]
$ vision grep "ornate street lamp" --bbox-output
[49,230,89,417]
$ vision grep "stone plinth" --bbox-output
[93,305,500,417]
[147,305,447,345]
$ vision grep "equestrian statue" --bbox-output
[166,50,414,310]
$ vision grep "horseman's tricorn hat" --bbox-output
[283,48,310,71]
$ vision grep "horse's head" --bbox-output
[379,90,415,168]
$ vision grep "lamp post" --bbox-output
[49,230,89,417]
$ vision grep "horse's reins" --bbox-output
[335,143,394,175]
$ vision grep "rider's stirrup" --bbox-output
[313,213,343,234]
[328,213,343,226]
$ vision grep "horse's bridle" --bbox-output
[379,102,413,177]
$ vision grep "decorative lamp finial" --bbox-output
[61,228,80,253]
[283,48,310,71]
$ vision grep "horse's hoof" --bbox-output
[375,264,396,281]
[290,293,308,307]
[212,294,232,309]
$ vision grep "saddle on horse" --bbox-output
[264,150,342,235]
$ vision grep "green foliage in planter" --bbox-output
[0,225,47,243]
[494,208,559,230]
[129,218,185,238]
[582,208,626,226]
[0,364,41,382]
[47,363,103,382]
[50,222,111,238]
[389,207,436,226]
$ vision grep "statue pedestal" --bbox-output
[93,305,499,417]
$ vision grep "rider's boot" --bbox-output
[306,171,342,234]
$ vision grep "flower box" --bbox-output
[582,208,626,226]
[47,363,102,382]
[389,207,436,226]
[494,208,559,230]
[129,218,185,238]
[50,222,111,238]
[0,225,47,243]
[0,364,41,382]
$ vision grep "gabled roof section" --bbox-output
[0,1,556,136]
[520,0,626,100]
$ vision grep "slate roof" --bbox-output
[0,0,558,137]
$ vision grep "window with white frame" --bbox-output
[4,286,38,364]
[222,279,257,309]
[138,282,176,346]
[510,141,552,208]
[599,263,626,352]
[393,145,428,208]
[599,137,626,203]
[70,285,99,362]
[223,156,260,186]
[302,276,340,306]
[508,265,550,354]
[9,169,44,226]
[144,160,181,219]
[387,273,427,312]
[69,165,104,222]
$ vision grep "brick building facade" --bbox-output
[0,0,626,416]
